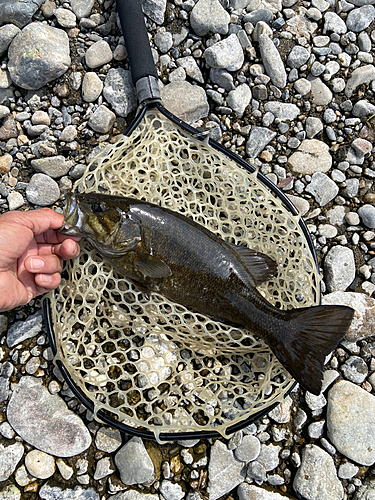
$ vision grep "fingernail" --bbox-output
[72,243,79,255]
[39,274,52,284]
[30,258,45,271]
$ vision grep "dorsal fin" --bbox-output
[229,243,278,286]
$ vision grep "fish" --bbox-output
[60,192,354,395]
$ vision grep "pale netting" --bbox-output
[48,107,320,439]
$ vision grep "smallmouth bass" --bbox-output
[61,193,354,395]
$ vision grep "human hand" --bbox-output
[0,208,80,312]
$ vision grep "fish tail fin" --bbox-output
[271,305,354,395]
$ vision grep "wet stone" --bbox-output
[7,376,91,457]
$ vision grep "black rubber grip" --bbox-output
[116,0,158,84]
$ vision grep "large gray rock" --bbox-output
[208,440,246,500]
[160,81,209,123]
[346,5,375,32]
[327,381,375,466]
[0,0,44,28]
[293,445,343,500]
[142,0,166,24]
[7,376,91,457]
[264,102,300,121]
[308,77,332,105]
[358,204,375,229]
[31,156,72,178]
[190,0,230,36]
[322,292,375,342]
[70,0,95,19]
[103,68,137,117]
[324,245,356,292]
[258,34,286,88]
[115,437,155,485]
[8,23,70,90]
[26,173,60,206]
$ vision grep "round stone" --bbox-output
[358,204,375,229]
[26,173,60,206]
[85,40,112,69]
[25,450,55,480]
[234,435,261,462]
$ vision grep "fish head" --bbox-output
[60,192,142,256]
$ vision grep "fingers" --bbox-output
[1,208,64,235]
[36,239,80,260]
[24,254,63,275]
[34,272,62,291]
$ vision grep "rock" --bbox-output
[159,481,185,500]
[323,12,347,33]
[161,81,209,123]
[338,462,359,479]
[54,8,76,28]
[95,427,122,453]
[31,156,72,178]
[288,139,331,174]
[268,397,292,423]
[244,9,273,24]
[227,84,251,117]
[0,362,13,403]
[247,461,267,481]
[208,440,245,500]
[0,24,20,58]
[82,72,103,102]
[341,356,368,384]
[0,117,19,141]
[7,376,91,457]
[263,102,299,120]
[308,77,332,105]
[70,0,95,19]
[93,457,115,481]
[154,31,173,53]
[115,437,155,485]
[345,65,375,97]
[209,68,234,90]
[0,484,21,500]
[358,204,375,229]
[346,5,375,31]
[142,0,166,25]
[59,125,77,142]
[327,381,375,465]
[323,292,375,342]
[103,68,137,117]
[0,154,12,175]
[8,23,70,90]
[88,105,116,134]
[0,105,10,119]
[353,99,375,117]
[234,435,261,462]
[246,126,276,158]
[25,450,55,479]
[305,116,323,138]
[238,483,298,500]
[293,444,343,500]
[305,172,339,206]
[324,245,356,292]
[39,484,99,500]
[258,34,286,88]
[190,0,230,36]
[176,56,204,83]
[7,191,24,211]
[6,310,43,348]
[26,173,60,206]
[85,40,113,68]
[0,443,24,482]
[294,78,311,95]
[354,478,375,500]
[204,34,244,71]
[257,444,281,472]
[287,45,310,68]
[0,0,44,28]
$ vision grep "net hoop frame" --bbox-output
[43,101,320,441]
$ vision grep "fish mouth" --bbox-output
[59,193,84,235]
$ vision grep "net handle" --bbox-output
[116,0,161,103]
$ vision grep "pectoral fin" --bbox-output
[229,243,277,286]
[134,253,172,279]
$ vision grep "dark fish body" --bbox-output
[61,193,354,395]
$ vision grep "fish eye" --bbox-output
[92,203,104,214]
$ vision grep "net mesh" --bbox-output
[48,107,320,439]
